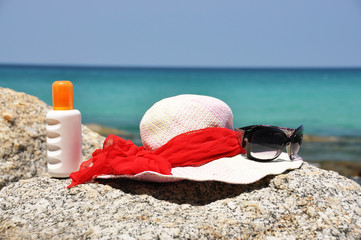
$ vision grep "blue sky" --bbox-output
[0,0,360,68]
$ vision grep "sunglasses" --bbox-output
[235,125,304,161]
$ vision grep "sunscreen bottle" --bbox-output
[46,81,82,178]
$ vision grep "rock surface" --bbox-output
[0,163,360,239]
[0,87,105,189]
[0,88,360,239]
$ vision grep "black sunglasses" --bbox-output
[235,125,304,161]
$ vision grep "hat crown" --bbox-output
[140,94,233,150]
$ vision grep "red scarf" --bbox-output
[68,127,245,188]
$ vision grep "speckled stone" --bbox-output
[0,162,360,239]
[1,88,360,239]
[0,87,105,189]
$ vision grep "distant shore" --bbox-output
[85,123,361,179]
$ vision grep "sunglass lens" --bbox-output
[290,126,303,160]
[250,128,286,160]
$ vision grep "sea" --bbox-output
[1,65,361,162]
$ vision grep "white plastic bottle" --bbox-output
[46,81,82,178]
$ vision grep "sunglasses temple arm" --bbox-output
[277,126,296,137]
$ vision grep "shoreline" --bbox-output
[85,122,361,142]
[85,123,361,179]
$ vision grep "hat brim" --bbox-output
[97,152,303,184]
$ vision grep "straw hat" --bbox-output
[99,94,303,184]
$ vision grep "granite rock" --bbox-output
[0,162,360,239]
[0,87,105,189]
[1,88,360,239]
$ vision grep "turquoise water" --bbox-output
[2,65,361,162]
[1,65,360,137]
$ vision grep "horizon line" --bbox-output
[0,63,361,71]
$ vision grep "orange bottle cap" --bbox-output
[52,81,74,110]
